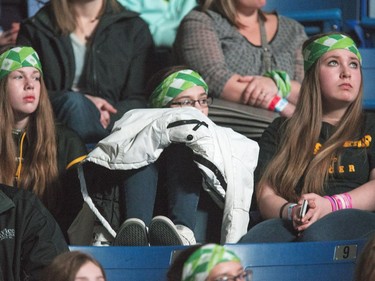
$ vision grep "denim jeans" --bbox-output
[239,209,375,243]
[51,92,111,143]
[121,144,202,230]
[51,91,147,143]
[122,164,159,226]
[164,144,202,230]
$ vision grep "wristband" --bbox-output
[274,98,289,113]
[268,95,281,111]
[279,202,289,219]
[287,203,297,221]
[324,195,337,212]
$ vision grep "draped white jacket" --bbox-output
[80,107,259,243]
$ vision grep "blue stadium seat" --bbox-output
[357,0,375,47]
[262,0,346,36]
[360,48,375,110]
[70,239,367,281]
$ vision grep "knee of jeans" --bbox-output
[54,92,88,111]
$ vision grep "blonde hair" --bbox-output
[0,73,59,210]
[51,0,122,35]
[257,33,364,202]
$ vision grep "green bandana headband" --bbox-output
[0,46,43,79]
[182,244,241,281]
[149,69,209,108]
[303,33,362,72]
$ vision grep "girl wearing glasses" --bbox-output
[115,66,212,246]
[167,244,252,281]
[104,66,258,246]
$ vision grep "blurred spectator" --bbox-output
[174,0,308,117]
[119,0,197,47]
[355,234,375,281]
[17,0,154,143]
[42,251,106,281]
[0,183,68,280]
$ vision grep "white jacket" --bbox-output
[81,107,259,243]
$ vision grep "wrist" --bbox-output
[287,203,298,220]
[279,202,289,219]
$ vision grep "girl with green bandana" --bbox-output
[114,66,214,246]
[0,46,87,240]
[239,32,375,243]
[167,243,252,281]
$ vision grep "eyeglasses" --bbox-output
[213,269,253,281]
[170,97,213,107]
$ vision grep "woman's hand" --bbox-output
[238,75,278,107]
[292,193,332,232]
[84,94,117,129]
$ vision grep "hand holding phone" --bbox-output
[299,199,309,218]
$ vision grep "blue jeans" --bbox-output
[239,209,375,243]
[121,144,201,230]
[121,164,159,226]
[51,92,111,143]
[164,144,202,230]
[51,92,147,143]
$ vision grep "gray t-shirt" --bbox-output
[70,33,87,92]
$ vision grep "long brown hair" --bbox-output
[0,65,59,210]
[257,32,364,202]
[50,0,122,35]
[42,251,107,281]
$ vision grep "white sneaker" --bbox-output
[149,216,196,246]
[92,225,113,246]
[175,224,196,245]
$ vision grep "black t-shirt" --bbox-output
[255,112,375,196]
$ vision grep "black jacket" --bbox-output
[17,2,154,116]
[12,124,87,241]
[0,184,68,281]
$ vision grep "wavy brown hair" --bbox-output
[51,0,122,35]
[43,251,106,281]
[257,32,364,202]
[0,62,59,210]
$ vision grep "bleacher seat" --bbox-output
[70,239,367,281]
[263,0,347,36]
[360,48,375,110]
[356,0,375,47]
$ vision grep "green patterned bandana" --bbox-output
[149,69,209,108]
[182,244,241,281]
[0,46,43,79]
[303,33,362,72]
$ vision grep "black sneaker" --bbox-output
[113,218,149,246]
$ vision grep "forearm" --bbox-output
[258,184,292,219]
[347,178,375,211]
[220,74,247,103]
[287,80,301,105]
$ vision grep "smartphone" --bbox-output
[299,199,309,218]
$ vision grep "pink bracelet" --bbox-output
[324,195,337,211]
[343,193,353,209]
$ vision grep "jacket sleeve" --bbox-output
[120,18,154,101]
[21,196,69,280]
